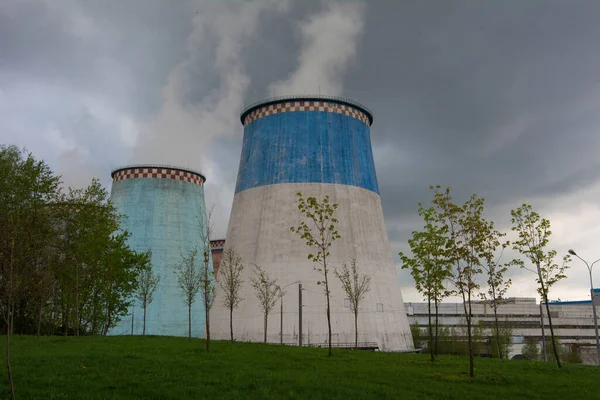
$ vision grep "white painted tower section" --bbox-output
[210,95,414,351]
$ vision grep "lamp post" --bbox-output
[279,280,300,345]
[568,249,600,366]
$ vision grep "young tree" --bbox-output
[136,251,159,336]
[479,220,512,359]
[400,203,452,361]
[290,193,341,356]
[250,264,280,343]
[198,207,215,352]
[334,258,371,349]
[432,186,487,378]
[217,248,244,342]
[511,204,570,368]
[174,249,202,341]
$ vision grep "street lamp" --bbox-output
[568,248,600,366]
[279,280,300,345]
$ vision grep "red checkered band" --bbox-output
[243,101,371,126]
[112,168,205,186]
[210,239,226,249]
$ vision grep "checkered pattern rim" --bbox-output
[112,168,205,186]
[210,240,226,248]
[243,101,371,126]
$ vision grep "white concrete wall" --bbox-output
[210,183,414,351]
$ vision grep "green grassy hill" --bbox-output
[2,335,598,399]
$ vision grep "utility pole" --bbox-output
[568,249,600,366]
[279,281,300,345]
[299,283,303,347]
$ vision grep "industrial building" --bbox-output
[405,295,600,365]
[210,239,225,276]
[108,165,213,337]
[210,95,414,351]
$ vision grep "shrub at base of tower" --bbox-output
[135,251,159,337]
[250,265,280,343]
[510,204,571,369]
[216,248,245,342]
[174,249,202,342]
[522,337,541,361]
[290,193,341,357]
[334,258,371,350]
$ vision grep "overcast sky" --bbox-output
[2,0,600,303]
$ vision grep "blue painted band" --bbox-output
[235,110,379,194]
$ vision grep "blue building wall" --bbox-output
[235,110,379,194]
[108,175,212,337]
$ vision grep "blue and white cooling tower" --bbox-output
[108,165,213,337]
[211,95,414,351]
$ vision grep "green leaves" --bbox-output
[290,193,341,273]
[510,204,571,297]
[399,202,452,303]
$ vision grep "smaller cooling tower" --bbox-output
[108,165,213,337]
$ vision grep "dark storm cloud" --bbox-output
[344,0,600,238]
[3,0,600,300]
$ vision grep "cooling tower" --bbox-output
[211,95,414,351]
[108,165,213,337]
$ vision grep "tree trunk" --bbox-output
[63,304,68,336]
[37,301,44,338]
[6,311,16,400]
[537,264,561,368]
[143,303,147,336]
[462,288,475,378]
[544,294,562,368]
[324,263,332,357]
[264,313,268,343]
[493,303,503,359]
[103,311,112,336]
[540,302,547,361]
[206,301,210,353]
[428,295,434,362]
[76,264,79,338]
[229,306,233,342]
[188,304,191,342]
[434,298,439,356]
[467,316,474,377]
[354,311,358,350]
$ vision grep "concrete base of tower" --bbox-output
[210,183,414,351]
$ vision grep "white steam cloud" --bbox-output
[134,0,290,170]
[268,1,366,97]
[132,0,290,238]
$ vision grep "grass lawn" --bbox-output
[2,335,598,399]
